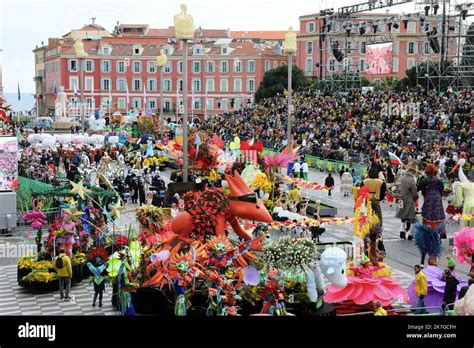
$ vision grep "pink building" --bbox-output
[297,12,457,82]
[38,23,287,117]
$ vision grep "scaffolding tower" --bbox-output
[415,0,474,91]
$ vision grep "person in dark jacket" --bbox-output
[442,269,459,311]
[325,173,335,197]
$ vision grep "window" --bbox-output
[220,79,228,92]
[306,42,313,55]
[305,58,313,76]
[164,99,172,111]
[85,77,94,91]
[178,79,183,92]
[147,61,157,73]
[424,42,431,54]
[194,46,204,55]
[164,79,172,92]
[101,97,111,108]
[273,61,278,68]
[103,47,110,55]
[192,61,201,73]
[101,60,111,73]
[407,42,416,54]
[193,99,201,110]
[164,61,172,73]
[132,79,142,91]
[101,78,111,91]
[206,79,215,92]
[133,47,142,55]
[178,61,184,73]
[407,58,415,70]
[265,60,271,72]
[393,58,399,72]
[132,61,142,73]
[192,79,201,92]
[392,23,400,33]
[117,61,126,73]
[85,60,94,72]
[118,98,126,109]
[306,21,315,33]
[220,61,229,73]
[345,41,351,52]
[132,98,141,109]
[245,60,255,73]
[147,98,157,109]
[360,42,366,54]
[407,22,416,33]
[147,79,157,91]
[329,59,336,72]
[117,79,126,91]
[233,60,242,73]
[69,76,79,90]
[221,99,228,110]
[206,98,213,110]
[86,97,94,109]
[247,78,256,92]
[233,79,242,92]
[69,59,78,72]
[206,61,215,73]
[393,42,399,55]
[360,59,366,72]
[164,47,173,56]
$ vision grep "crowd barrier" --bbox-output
[262,148,367,179]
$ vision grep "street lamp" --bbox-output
[74,39,89,134]
[174,3,195,183]
[284,26,297,154]
[156,49,168,141]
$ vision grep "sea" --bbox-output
[2,93,36,113]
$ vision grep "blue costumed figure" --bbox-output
[117,254,136,316]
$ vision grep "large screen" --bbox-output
[365,42,393,75]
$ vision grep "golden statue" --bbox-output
[284,26,297,54]
[174,3,195,40]
[73,39,89,59]
[156,49,168,67]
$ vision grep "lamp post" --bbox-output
[284,26,297,154]
[156,49,168,140]
[174,3,196,183]
[74,40,89,134]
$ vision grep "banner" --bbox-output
[365,42,393,75]
[0,137,18,191]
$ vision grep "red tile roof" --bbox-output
[231,31,294,40]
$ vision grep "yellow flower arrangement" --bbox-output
[71,252,87,266]
[22,270,58,283]
[18,256,54,270]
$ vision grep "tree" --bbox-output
[255,65,311,102]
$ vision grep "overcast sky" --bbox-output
[1,0,419,93]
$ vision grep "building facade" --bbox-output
[36,23,287,117]
[297,12,458,82]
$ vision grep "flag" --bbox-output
[143,85,147,110]
[17,83,21,101]
[191,82,195,118]
[388,152,403,166]
[176,86,180,119]
[53,82,58,101]
[108,88,112,110]
[125,80,130,106]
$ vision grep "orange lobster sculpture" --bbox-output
[167,171,273,249]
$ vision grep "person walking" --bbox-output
[373,301,387,316]
[325,173,335,197]
[442,269,459,311]
[362,167,386,225]
[413,265,428,314]
[396,162,419,240]
[418,164,446,239]
[301,160,309,181]
[87,258,109,308]
[292,160,301,179]
[55,248,73,301]
[341,168,353,197]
